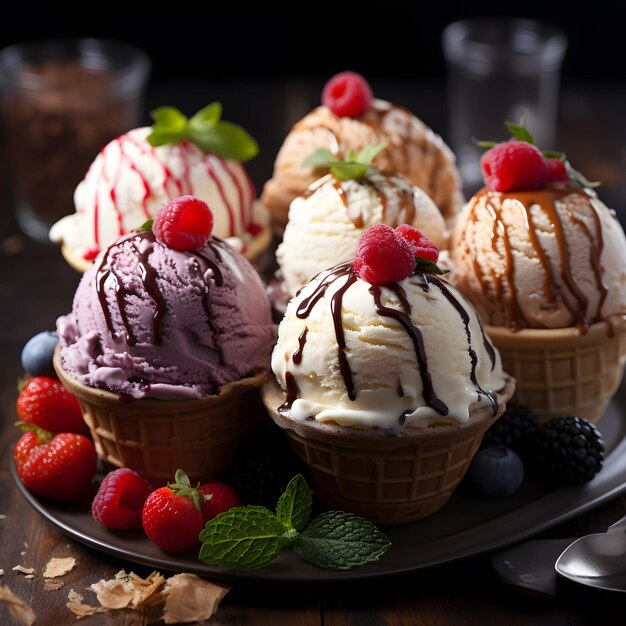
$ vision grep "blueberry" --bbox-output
[21,331,59,377]
[466,446,524,498]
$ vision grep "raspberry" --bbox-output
[153,195,214,250]
[544,158,570,184]
[395,224,439,263]
[353,224,416,284]
[322,71,373,118]
[92,468,154,530]
[481,140,546,192]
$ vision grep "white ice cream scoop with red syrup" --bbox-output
[49,102,271,272]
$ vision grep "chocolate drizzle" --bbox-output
[424,274,498,415]
[293,327,308,365]
[363,172,416,227]
[369,283,448,416]
[95,232,227,349]
[468,188,608,332]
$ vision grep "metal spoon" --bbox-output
[555,513,626,592]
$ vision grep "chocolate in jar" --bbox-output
[3,61,139,231]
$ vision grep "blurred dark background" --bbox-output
[0,2,622,82]
[1,2,626,224]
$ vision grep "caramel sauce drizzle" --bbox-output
[469,188,607,332]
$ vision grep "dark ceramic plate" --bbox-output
[12,383,626,584]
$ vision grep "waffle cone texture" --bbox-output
[485,317,626,423]
[54,349,268,485]
[261,377,515,525]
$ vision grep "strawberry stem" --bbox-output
[14,421,53,442]
[168,468,203,513]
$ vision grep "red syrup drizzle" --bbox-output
[86,133,256,258]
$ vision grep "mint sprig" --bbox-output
[198,474,390,571]
[473,119,600,189]
[416,258,448,276]
[302,143,386,181]
[147,103,258,162]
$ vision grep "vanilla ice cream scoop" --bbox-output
[451,187,626,330]
[261,99,464,228]
[50,127,269,267]
[276,171,448,294]
[271,261,506,430]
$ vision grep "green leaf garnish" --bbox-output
[190,120,259,163]
[276,474,313,532]
[415,258,448,275]
[198,506,290,570]
[294,511,391,570]
[302,148,339,169]
[504,120,536,145]
[474,119,601,189]
[302,142,386,182]
[146,103,258,162]
[167,468,203,513]
[198,475,390,571]
[137,219,154,234]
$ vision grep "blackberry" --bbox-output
[224,425,302,508]
[482,403,539,452]
[528,416,605,485]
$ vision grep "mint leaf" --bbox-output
[415,258,448,275]
[294,511,390,570]
[189,102,222,129]
[564,160,601,189]
[302,148,338,169]
[199,506,290,570]
[190,120,259,162]
[137,219,154,234]
[330,162,370,181]
[276,474,312,532]
[356,142,386,166]
[147,106,188,147]
[472,138,497,150]
[504,120,536,144]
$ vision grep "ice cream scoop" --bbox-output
[265,225,513,524]
[451,187,626,330]
[261,99,464,228]
[50,125,270,270]
[276,171,448,294]
[57,230,275,400]
[271,261,507,430]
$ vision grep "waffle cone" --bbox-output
[261,378,515,525]
[485,317,626,424]
[54,349,268,485]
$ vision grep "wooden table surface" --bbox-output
[2,79,626,625]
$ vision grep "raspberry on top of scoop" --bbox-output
[152,195,214,250]
[477,120,600,193]
[322,71,373,118]
[352,224,443,285]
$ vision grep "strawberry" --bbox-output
[198,482,241,522]
[142,470,241,553]
[17,376,89,437]
[14,424,97,502]
[142,469,206,554]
